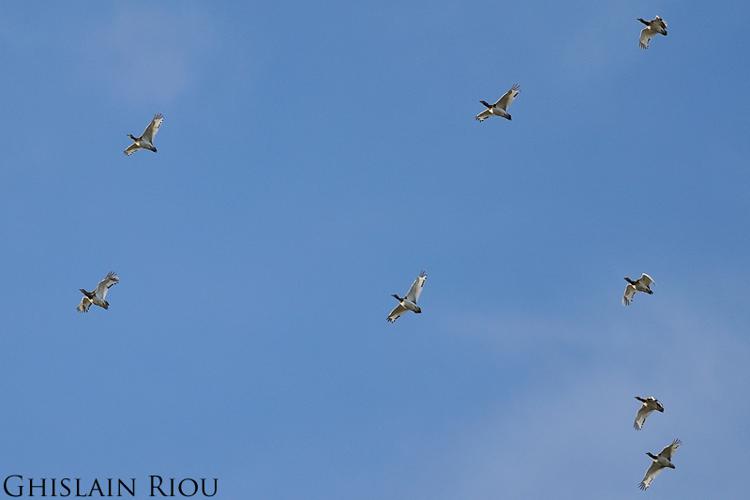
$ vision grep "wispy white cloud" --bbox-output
[418,297,750,499]
[81,5,217,104]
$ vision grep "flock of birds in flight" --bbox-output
[75,14,678,492]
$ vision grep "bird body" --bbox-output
[633,396,664,430]
[639,439,681,490]
[638,16,668,49]
[623,273,654,306]
[77,272,119,313]
[387,271,427,323]
[476,84,520,122]
[124,114,164,155]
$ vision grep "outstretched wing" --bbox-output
[623,283,636,306]
[639,462,664,490]
[387,303,407,323]
[124,142,140,156]
[637,273,654,288]
[142,113,164,142]
[494,84,520,110]
[95,272,119,300]
[659,439,681,460]
[76,296,92,313]
[406,271,427,303]
[639,27,654,49]
[633,406,652,430]
[475,108,492,122]
[656,17,668,33]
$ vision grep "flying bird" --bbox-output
[623,273,654,306]
[634,396,664,430]
[124,113,164,155]
[639,439,681,491]
[476,84,520,122]
[77,272,119,313]
[387,271,427,323]
[638,16,668,49]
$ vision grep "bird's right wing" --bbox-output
[494,84,520,110]
[623,284,636,306]
[639,462,664,490]
[95,272,119,300]
[637,273,654,287]
[475,108,492,122]
[124,143,140,156]
[659,439,681,460]
[633,406,652,430]
[639,28,653,49]
[387,303,407,323]
[406,271,427,303]
[142,113,164,142]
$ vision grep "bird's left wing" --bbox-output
[639,28,654,49]
[475,108,492,122]
[142,113,164,142]
[387,303,407,323]
[95,272,119,300]
[623,284,636,306]
[639,462,664,490]
[659,439,681,460]
[124,143,140,156]
[406,271,427,303]
[494,84,520,110]
[634,406,652,430]
[76,297,92,313]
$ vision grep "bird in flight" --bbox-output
[639,439,681,490]
[623,273,655,306]
[387,271,427,323]
[77,272,119,313]
[638,16,668,49]
[124,113,164,155]
[633,396,665,430]
[475,84,520,122]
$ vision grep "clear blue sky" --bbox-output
[1,1,749,498]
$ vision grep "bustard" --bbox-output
[387,271,427,323]
[124,113,164,155]
[633,396,664,430]
[623,273,654,306]
[475,84,520,122]
[639,439,681,490]
[638,16,668,49]
[77,272,119,313]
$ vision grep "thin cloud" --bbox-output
[81,6,216,104]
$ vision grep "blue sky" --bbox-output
[1,1,749,498]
